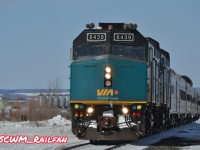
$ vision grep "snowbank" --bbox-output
[46,115,71,126]
[0,115,80,150]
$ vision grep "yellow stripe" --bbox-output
[69,100,147,105]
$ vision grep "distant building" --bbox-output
[37,93,69,109]
[0,100,4,109]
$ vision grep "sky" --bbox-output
[0,0,200,89]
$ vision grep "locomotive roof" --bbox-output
[146,37,160,50]
[160,49,170,60]
[99,23,125,29]
[73,22,148,46]
[181,75,193,86]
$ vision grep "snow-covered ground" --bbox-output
[0,115,81,150]
[1,116,200,150]
[117,120,200,150]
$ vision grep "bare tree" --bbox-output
[28,99,60,122]
[28,100,39,121]
[0,108,5,121]
[48,78,62,94]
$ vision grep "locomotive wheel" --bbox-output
[150,114,154,127]
[172,116,176,128]
[89,140,99,144]
[150,113,155,133]
[162,113,166,129]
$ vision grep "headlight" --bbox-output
[104,66,112,87]
[132,105,137,110]
[105,67,111,73]
[105,80,112,87]
[79,104,84,109]
[74,104,79,109]
[87,107,94,114]
[105,73,111,79]
[137,105,142,110]
[122,107,129,114]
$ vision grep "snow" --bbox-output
[43,115,71,126]
[1,116,200,150]
[0,115,81,150]
[117,120,200,150]
[118,115,136,128]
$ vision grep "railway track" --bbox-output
[61,122,199,150]
[62,141,90,150]
[62,140,130,150]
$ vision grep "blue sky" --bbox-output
[0,0,200,89]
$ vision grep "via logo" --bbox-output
[97,89,119,96]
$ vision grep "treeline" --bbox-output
[0,89,69,95]
[0,100,71,122]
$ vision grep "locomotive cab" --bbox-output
[69,22,200,142]
[70,23,151,141]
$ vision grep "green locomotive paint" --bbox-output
[70,58,147,102]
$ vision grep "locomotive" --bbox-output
[69,23,200,141]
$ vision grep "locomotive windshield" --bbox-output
[75,44,145,61]
[76,44,108,59]
[112,45,145,61]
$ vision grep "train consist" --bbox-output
[69,23,200,141]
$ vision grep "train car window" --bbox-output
[155,48,160,59]
[112,45,145,61]
[76,45,108,59]
[187,94,191,101]
[192,97,195,103]
[171,85,174,94]
[180,90,186,100]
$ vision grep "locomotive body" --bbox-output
[69,23,200,141]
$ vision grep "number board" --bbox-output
[114,33,134,41]
[87,33,106,42]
